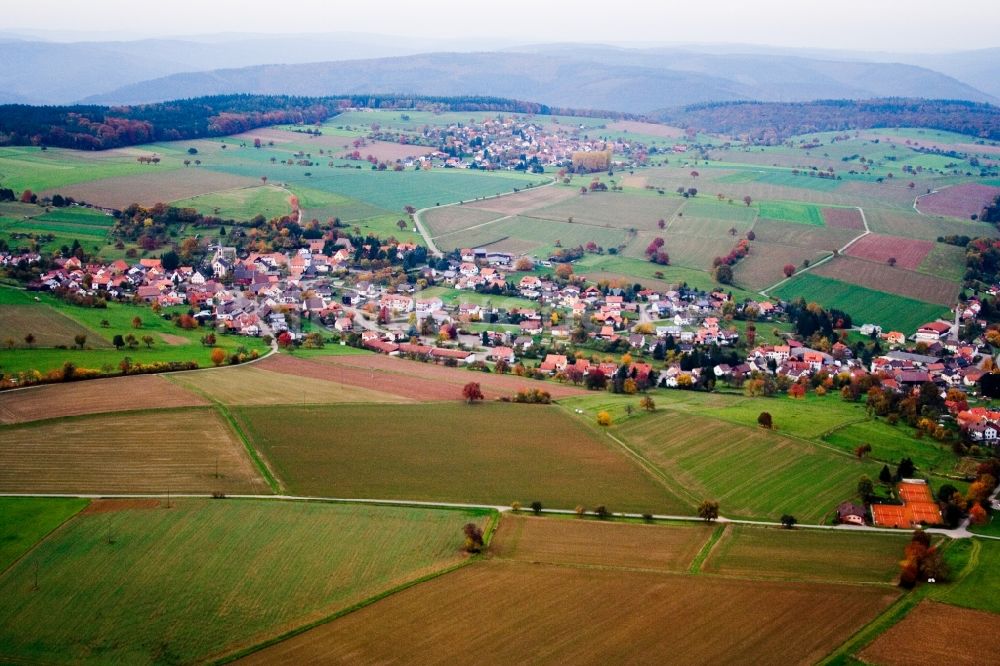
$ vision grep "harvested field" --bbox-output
[916,183,1000,218]
[436,214,629,256]
[735,244,832,291]
[492,514,713,571]
[81,498,162,514]
[813,256,959,306]
[702,524,904,583]
[421,205,499,238]
[0,303,110,349]
[47,168,259,209]
[0,374,207,424]
[625,231,732,269]
[259,352,586,401]
[529,191,685,230]
[859,601,1000,666]
[236,402,681,512]
[616,410,881,523]
[463,184,575,215]
[864,207,999,241]
[165,365,409,405]
[606,120,685,137]
[750,219,858,249]
[242,560,898,665]
[0,408,266,494]
[0,499,485,664]
[822,207,866,230]
[340,140,436,162]
[844,233,933,270]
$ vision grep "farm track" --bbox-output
[0,492,979,539]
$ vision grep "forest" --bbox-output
[654,98,1000,142]
[0,94,636,150]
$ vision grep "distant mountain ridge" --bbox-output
[82,48,995,112]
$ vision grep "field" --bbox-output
[864,206,999,241]
[258,353,586,401]
[702,524,905,584]
[813,256,959,306]
[772,272,948,332]
[492,514,714,571]
[822,207,865,230]
[172,184,293,221]
[915,183,1000,218]
[529,189,687,229]
[931,539,1000,614]
[420,204,501,238]
[0,499,487,664]
[0,408,266,494]
[48,167,258,209]
[823,418,957,473]
[0,497,88,571]
[463,184,576,215]
[757,200,825,226]
[242,560,898,665]
[859,601,1000,666]
[0,373,207,424]
[435,214,630,257]
[0,303,111,349]
[164,365,410,406]
[844,233,933,270]
[236,402,682,512]
[614,409,881,523]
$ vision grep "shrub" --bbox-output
[530,501,543,515]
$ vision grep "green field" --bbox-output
[823,418,957,473]
[0,497,89,571]
[0,499,488,663]
[930,539,1000,614]
[0,287,269,376]
[0,146,176,192]
[702,524,905,583]
[573,254,759,300]
[772,273,948,332]
[757,201,825,226]
[614,409,881,523]
[418,285,537,311]
[172,184,292,221]
[236,402,682,513]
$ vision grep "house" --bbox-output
[915,321,951,343]
[489,346,515,363]
[429,347,476,364]
[539,354,568,373]
[836,502,867,526]
[334,316,354,333]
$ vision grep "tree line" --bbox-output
[0,94,641,151]
[654,98,1000,143]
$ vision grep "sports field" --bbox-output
[0,499,487,664]
[241,560,898,665]
[614,409,881,523]
[236,402,682,512]
[0,408,266,494]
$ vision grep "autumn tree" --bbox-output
[514,256,534,271]
[74,333,87,349]
[788,383,806,399]
[211,347,227,367]
[743,195,752,207]
[887,257,897,267]
[462,382,484,404]
[698,500,720,522]
[463,523,484,553]
[783,264,796,278]
[141,335,155,349]
[855,443,873,459]
[640,395,656,412]
[276,331,293,348]
[596,411,612,426]
[757,411,773,429]
[554,263,574,280]
[131,316,142,329]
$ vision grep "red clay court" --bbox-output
[871,481,941,528]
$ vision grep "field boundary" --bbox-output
[689,523,727,573]
[758,206,870,296]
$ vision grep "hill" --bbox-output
[83,49,995,111]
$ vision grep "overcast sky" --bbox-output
[2,0,996,52]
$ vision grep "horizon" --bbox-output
[1,0,997,53]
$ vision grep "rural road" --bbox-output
[0,492,985,539]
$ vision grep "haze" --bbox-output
[2,0,996,53]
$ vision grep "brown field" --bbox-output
[258,353,587,401]
[822,207,866,230]
[624,231,732,270]
[859,601,1000,666]
[528,191,686,230]
[916,183,1000,218]
[845,233,934,269]
[735,244,832,290]
[420,205,500,237]
[492,514,713,571]
[47,169,259,209]
[813,256,959,306]
[607,120,686,138]
[578,270,680,293]
[0,408,266,493]
[750,219,858,249]
[0,374,206,424]
[477,236,541,255]
[241,560,898,665]
[81,498,162,514]
[464,185,576,215]
[701,524,905,584]
[344,140,436,163]
[165,365,410,405]
[0,304,111,349]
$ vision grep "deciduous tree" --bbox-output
[698,500,719,522]
[462,382,484,404]
[210,348,226,367]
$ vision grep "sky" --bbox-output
[1,0,997,52]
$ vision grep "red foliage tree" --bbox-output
[462,382,484,404]
[783,264,796,277]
